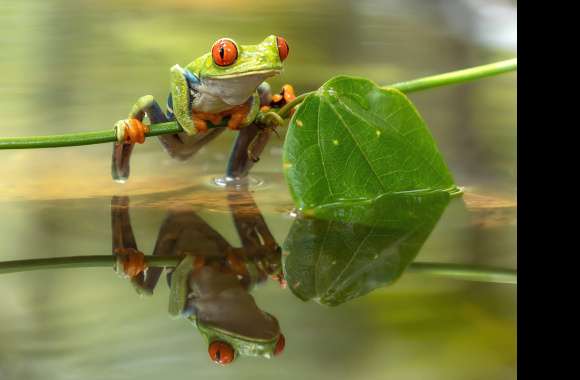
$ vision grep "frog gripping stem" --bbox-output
[116,119,149,144]
[111,96,167,182]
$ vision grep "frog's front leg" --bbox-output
[111,95,165,182]
[156,65,229,161]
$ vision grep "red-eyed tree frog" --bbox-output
[111,35,295,182]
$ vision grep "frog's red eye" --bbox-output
[208,341,235,365]
[212,38,238,67]
[274,333,285,356]
[276,36,289,62]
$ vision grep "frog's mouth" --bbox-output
[202,70,281,106]
[210,69,281,80]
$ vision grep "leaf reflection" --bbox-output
[283,191,450,306]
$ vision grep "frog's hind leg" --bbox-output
[226,184,284,286]
[224,84,275,180]
[111,95,165,182]
[225,123,273,180]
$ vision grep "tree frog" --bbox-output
[111,35,295,182]
[111,186,286,365]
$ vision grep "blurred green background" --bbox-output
[0,0,516,379]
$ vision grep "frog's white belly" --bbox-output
[193,72,275,113]
[193,91,242,113]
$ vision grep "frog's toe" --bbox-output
[226,112,248,131]
[116,118,149,144]
[282,84,296,103]
[271,272,287,289]
[194,119,209,133]
[269,84,296,108]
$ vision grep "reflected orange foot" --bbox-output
[227,251,249,276]
[271,273,287,289]
[192,255,206,274]
[114,247,147,278]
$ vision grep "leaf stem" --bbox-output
[278,92,312,119]
[0,58,516,150]
[0,255,516,284]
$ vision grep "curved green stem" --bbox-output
[278,92,312,119]
[0,58,516,150]
[0,255,516,284]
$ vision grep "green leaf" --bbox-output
[283,191,450,306]
[283,75,460,210]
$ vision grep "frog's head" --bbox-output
[194,313,285,365]
[189,35,289,106]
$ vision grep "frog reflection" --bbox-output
[111,188,285,365]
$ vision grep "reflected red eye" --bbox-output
[276,36,289,61]
[212,38,238,67]
[274,333,285,356]
[208,341,235,365]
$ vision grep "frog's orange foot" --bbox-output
[207,114,224,126]
[194,118,209,133]
[114,247,147,278]
[193,112,224,133]
[116,119,149,145]
[270,84,296,108]
[282,84,296,103]
[226,108,249,130]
